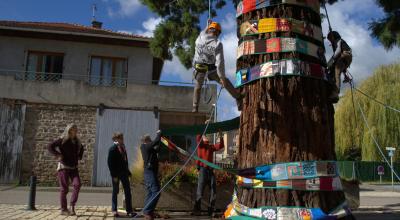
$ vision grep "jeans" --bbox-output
[334,51,352,93]
[196,167,216,209]
[193,69,240,108]
[111,174,133,213]
[57,169,81,211]
[143,168,160,215]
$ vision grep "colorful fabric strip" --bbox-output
[237,176,343,191]
[235,59,326,88]
[160,137,339,181]
[160,137,226,171]
[225,191,350,220]
[237,0,321,17]
[237,38,320,59]
[240,18,323,42]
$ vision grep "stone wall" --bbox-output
[21,103,97,186]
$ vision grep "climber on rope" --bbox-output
[326,31,353,101]
[192,126,224,217]
[192,20,243,113]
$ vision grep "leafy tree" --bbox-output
[141,0,399,68]
[335,63,400,161]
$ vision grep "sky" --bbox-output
[1,0,399,120]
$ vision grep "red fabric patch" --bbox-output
[243,0,256,14]
[320,177,334,191]
[310,63,323,78]
[267,38,281,53]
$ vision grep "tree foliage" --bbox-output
[335,63,400,161]
[368,0,400,50]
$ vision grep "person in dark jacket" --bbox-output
[192,131,224,217]
[48,123,84,216]
[327,31,353,101]
[140,130,162,220]
[107,132,136,217]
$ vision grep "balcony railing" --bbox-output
[0,69,198,87]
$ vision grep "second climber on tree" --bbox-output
[192,20,243,113]
[326,31,353,101]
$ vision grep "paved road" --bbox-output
[0,189,111,206]
[1,184,399,219]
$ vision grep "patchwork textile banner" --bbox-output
[225,191,350,220]
[160,137,339,182]
[239,19,323,42]
[237,38,320,59]
[237,0,321,17]
[237,176,343,191]
[235,59,326,87]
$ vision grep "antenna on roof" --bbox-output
[92,4,97,22]
[91,3,103,29]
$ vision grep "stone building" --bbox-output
[0,20,215,186]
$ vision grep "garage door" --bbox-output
[93,109,159,186]
[0,102,26,184]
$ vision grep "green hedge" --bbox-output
[338,161,400,182]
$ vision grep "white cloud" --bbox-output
[108,0,141,18]
[163,57,194,82]
[136,17,163,37]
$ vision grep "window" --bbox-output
[25,51,64,81]
[89,56,127,87]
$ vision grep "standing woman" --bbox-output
[48,123,84,216]
[107,132,136,217]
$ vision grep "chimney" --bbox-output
[92,20,103,29]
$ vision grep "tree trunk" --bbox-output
[237,77,346,212]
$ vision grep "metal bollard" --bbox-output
[27,176,37,210]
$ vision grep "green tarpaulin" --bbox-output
[162,116,240,135]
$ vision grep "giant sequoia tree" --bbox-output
[139,0,395,219]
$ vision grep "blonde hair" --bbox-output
[60,123,80,145]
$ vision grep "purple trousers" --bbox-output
[57,169,81,211]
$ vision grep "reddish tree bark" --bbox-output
[236,77,347,213]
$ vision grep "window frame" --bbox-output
[25,50,64,82]
[88,55,128,87]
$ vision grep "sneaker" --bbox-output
[112,211,119,217]
[60,210,70,216]
[192,106,199,113]
[143,214,154,220]
[127,212,137,217]
[70,206,76,216]
[343,77,351,83]
[207,207,214,216]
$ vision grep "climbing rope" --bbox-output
[322,0,333,32]
[348,82,400,182]
[133,86,223,218]
[354,87,400,113]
